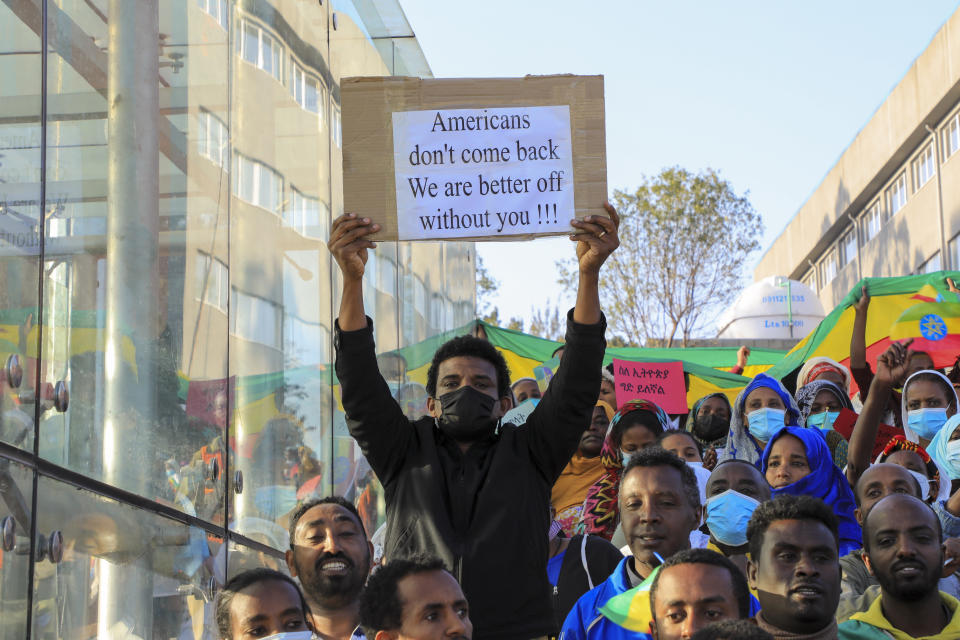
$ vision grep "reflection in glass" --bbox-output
[34,475,222,639]
[0,0,41,453]
[0,457,31,639]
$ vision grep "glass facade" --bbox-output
[0,1,474,637]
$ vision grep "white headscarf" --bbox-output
[901,369,958,443]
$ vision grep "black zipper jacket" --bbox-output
[335,311,606,640]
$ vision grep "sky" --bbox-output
[398,0,960,331]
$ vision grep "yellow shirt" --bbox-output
[551,453,604,535]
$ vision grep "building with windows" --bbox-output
[0,1,474,637]
[754,8,960,308]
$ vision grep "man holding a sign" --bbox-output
[329,204,618,639]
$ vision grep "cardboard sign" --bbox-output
[342,75,607,242]
[391,106,576,240]
[613,359,688,414]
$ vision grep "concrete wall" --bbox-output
[755,8,960,308]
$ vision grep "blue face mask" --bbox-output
[746,407,786,443]
[806,410,840,435]
[261,632,314,640]
[705,489,760,547]
[907,408,949,441]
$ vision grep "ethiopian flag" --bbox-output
[765,272,960,390]
[598,566,659,634]
[890,301,960,356]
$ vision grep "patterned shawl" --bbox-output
[575,399,671,540]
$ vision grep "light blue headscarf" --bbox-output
[928,414,960,480]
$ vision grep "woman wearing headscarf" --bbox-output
[762,426,862,555]
[551,401,614,536]
[795,379,854,469]
[717,373,801,468]
[575,399,671,540]
[797,356,852,392]
[686,392,733,454]
[900,369,959,446]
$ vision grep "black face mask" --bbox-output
[693,414,729,442]
[436,386,499,442]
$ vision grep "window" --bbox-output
[230,289,281,348]
[239,20,283,82]
[886,172,907,215]
[197,109,228,168]
[196,0,228,30]
[290,61,324,119]
[913,143,935,190]
[233,154,283,213]
[332,105,342,148]
[801,269,817,294]
[285,188,329,238]
[945,113,960,159]
[918,252,942,274]
[195,252,229,312]
[951,233,960,272]
[840,228,857,266]
[860,201,883,243]
[819,247,838,287]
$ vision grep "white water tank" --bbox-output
[716,276,825,340]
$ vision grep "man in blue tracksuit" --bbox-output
[561,448,703,639]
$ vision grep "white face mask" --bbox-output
[687,461,704,469]
[260,632,315,640]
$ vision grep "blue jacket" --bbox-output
[560,557,652,640]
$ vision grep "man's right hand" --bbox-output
[328,213,380,281]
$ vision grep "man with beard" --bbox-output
[746,495,841,640]
[286,497,373,639]
[329,206,619,640]
[839,494,960,639]
[359,555,472,640]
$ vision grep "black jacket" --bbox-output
[335,311,606,640]
[552,534,624,632]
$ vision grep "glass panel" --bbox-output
[41,0,229,519]
[224,538,289,582]
[0,0,42,452]
[33,475,222,639]
[229,0,334,549]
[0,457,32,639]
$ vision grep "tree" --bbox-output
[476,254,498,318]
[557,167,763,347]
[528,302,564,341]
[476,254,524,329]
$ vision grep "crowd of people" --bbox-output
[214,207,960,639]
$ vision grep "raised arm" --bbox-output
[850,285,870,371]
[570,203,620,325]
[846,339,912,486]
[525,204,619,481]
[329,214,411,483]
